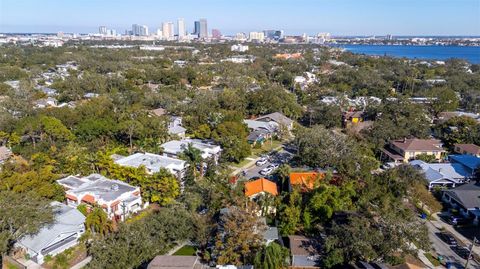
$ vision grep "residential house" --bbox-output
[150,107,166,117]
[147,256,205,269]
[161,139,222,162]
[168,116,187,139]
[381,138,445,163]
[454,144,480,157]
[244,178,278,199]
[288,235,321,268]
[245,178,278,215]
[114,152,188,179]
[343,111,365,126]
[34,97,58,108]
[57,174,143,221]
[449,154,480,175]
[443,182,480,225]
[0,146,12,164]
[244,119,278,145]
[409,160,470,189]
[15,202,85,264]
[436,111,480,124]
[289,172,325,192]
[256,112,294,131]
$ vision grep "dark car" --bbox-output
[439,232,458,245]
[371,262,389,269]
[452,246,473,260]
[448,216,470,226]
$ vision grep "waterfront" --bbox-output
[337,45,480,64]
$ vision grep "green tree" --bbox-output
[0,191,53,255]
[85,207,113,236]
[254,242,290,269]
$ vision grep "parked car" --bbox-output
[439,232,457,245]
[452,246,473,260]
[267,163,279,170]
[371,263,389,269]
[256,157,268,166]
[449,216,470,226]
[260,167,274,176]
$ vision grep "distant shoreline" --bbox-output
[334,44,480,64]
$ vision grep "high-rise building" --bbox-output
[99,26,107,35]
[177,18,186,39]
[132,24,148,36]
[263,30,283,40]
[199,19,208,38]
[249,31,265,42]
[193,21,200,36]
[211,29,221,39]
[162,22,174,39]
[234,32,247,41]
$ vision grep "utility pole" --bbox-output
[464,236,477,269]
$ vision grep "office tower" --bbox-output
[107,29,116,36]
[249,31,265,42]
[99,26,107,35]
[263,30,284,40]
[193,21,200,36]
[211,29,221,39]
[162,22,174,39]
[234,32,247,41]
[132,24,148,36]
[199,19,208,38]
[177,18,186,38]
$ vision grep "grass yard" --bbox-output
[424,252,441,267]
[173,245,197,256]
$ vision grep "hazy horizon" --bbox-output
[1,0,479,36]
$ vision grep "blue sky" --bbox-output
[1,0,479,35]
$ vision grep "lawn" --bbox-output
[173,245,197,256]
[424,252,441,267]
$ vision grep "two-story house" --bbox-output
[381,138,445,163]
[57,174,143,221]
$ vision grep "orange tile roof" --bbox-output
[245,178,278,197]
[289,172,324,190]
[81,194,96,204]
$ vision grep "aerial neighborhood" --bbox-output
[0,29,480,269]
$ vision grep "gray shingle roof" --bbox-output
[445,182,480,209]
[256,112,293,126]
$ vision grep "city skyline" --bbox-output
[1,0,479,35]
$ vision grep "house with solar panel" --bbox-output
[57,173,143,221]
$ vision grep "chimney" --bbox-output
[403,137,407,143]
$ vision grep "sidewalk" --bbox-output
[430,213,480,257]
[70,256,92,269]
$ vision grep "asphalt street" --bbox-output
[426,221,480,269]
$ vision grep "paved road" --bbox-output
[242,150,293,179]
[426,221,480,269]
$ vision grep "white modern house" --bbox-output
[57,174,143,221]
[167,116,187,139]
[161,139,222,162]
[114,152,187,179]
[16,202,86,264]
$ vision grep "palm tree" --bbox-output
[86,207,113,236]
[180,143,203,180]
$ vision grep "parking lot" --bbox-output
[241,149,294,180]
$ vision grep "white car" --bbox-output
[256,157,268,166]
[260,167,274,176]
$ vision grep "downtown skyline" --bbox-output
[1,0,480,36]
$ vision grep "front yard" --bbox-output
[173,245,197,256]
[43,244,87,269]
